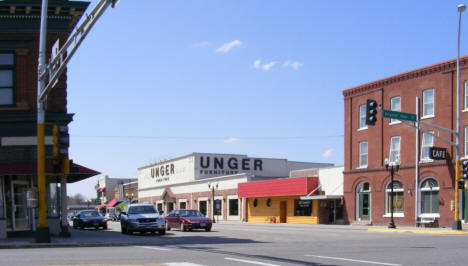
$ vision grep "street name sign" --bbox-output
[382,109,417,122]
[429,147,447,160]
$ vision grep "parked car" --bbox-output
[72,210,107,230]
[165,209,212,232]
[120,203,166,235]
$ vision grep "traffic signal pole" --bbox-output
[35,0,50,243]
[36,0,121,242]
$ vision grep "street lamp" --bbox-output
[385,158,400,229]
[454,3,466,230]
[208,182,218,223]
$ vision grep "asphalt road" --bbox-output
[1,221,468,266]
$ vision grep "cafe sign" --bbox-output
[429,147,447,160]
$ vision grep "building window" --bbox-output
[420,178,439,214]
[421,131,434,161]
[385,180,404,214]
[389,136,401,163]
[47,182,59,217]
[359,104,367,129]
[229,199,238,216]
[422,88,434,117]
[157,203,163,212]
[390,96,401,124]
[465,81,468,110]
[213,199,222,216]
[295,200,312,216]
[179,201,186,209]
[199,200,207,216]
[359,141,368,168]
[0,53,14,106]
[465,126,468,157]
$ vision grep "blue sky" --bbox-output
[66,0,468,199]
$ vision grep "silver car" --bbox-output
[120,203,166,235]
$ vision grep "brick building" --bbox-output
[343,56,468,227]
[138,152,332,221]
[0,0,99,238]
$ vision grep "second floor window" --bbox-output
[465,81,468,110]
[390,96,401,124]
[421,131,434,161]
[359,141,368,168]
[0,53,14,106]
[422,88,434,118]
[389,136,401,163]
[359,104,367,129]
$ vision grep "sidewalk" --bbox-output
[0,221,467,249]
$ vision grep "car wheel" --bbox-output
[127,229,133,235]
[103,225,108,230]
[159,229,166,235]
[80,226,85,230]
[180,222,185,232]
[121,224,127,234]
[205,226,211,232]
[165,222,170,231]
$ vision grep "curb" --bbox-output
[0,242,144,249]
[368,228,468,235]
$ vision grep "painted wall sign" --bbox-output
[429,147,447,160]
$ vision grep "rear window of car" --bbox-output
[81,211,100,217]
[128,205,156,214]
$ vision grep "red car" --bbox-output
[165,209,212,232]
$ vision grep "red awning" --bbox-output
[94,205,106,210]
[98,187,105,193]
[106,198,118,207]
[238,177,319,198]
[0,161,100,183]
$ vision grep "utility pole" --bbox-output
[35,0,121,243]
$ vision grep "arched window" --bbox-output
[385,180,404,214]
[420,178,439,214]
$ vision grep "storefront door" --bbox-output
[12,182,29,230]
[280,201,287,223]
[359,192,370,221]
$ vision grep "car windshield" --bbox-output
[179,210,204,217]
[128,205,156,214]
[81,211,100,217]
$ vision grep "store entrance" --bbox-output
[6,181,30,231]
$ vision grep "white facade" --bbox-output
[138,152,334,221]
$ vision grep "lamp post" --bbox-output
[454,3,466,230]
[385,158,400,229]
[208,182,218,223]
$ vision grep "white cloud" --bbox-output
[253,59,276,71]
[193,41,211,47]
[253,59,261,69]
[283,61,304,70]
[262,61,276,71]
[224,137,239,144]
[322,149,334,159]
[216,40,242,53]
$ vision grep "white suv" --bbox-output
[120,203,166,235]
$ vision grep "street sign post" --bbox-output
[382,109,417,122]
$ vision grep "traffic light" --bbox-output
[52,159,63,174]
[366,99,378,126]
[53,124,69,158]
[462,160,468,179]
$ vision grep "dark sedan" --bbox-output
[72,210,107,230]
[165,209,212,232]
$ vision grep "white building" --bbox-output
[138,152,333,221]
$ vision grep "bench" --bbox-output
[417,217,436,227]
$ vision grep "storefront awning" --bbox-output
[106,198,119,208]
[94,205,106,210]
[238,177,319,198]
[300,195,343,200]
[0,161,100,183]
[98,187,105,192]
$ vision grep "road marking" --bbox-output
[164,263,206,266]
[225,257,281,266]
[135,245,170,251]
[305,255,401,266]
